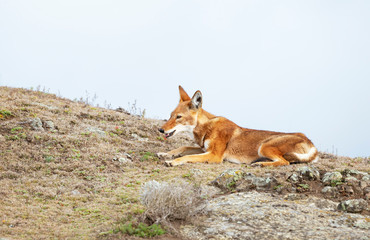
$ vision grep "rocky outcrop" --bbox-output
[338,199,368,213]
[181,191,370,240]
[211,169,279,192]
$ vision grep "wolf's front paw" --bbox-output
[251,162,263,167]
[164,160,174,167]
[157,152,172,159]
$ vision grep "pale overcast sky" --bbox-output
[1,0,369,157]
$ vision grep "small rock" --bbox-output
[211,169,246,191]
[131,133,148,142]
[43,120,55,130]
[119,157,132,164]
[345,176,359,184]
[253,176,279,190]
[322,186,339,197]
[190,168,203,176]
[337,199,368,213]
[322,172,343,186]
[365,192,370,200]
[298,166,320,180]
[123,152,132,159]
[29,117,44,131]
[362,175,370,182]
[342,169,369,179]
[0,134,5,142]
[287,172,301,183]
[86,127,106,137]
[344,185,354,195]
[360,181,367,189]
[113,156,132,165]
[71,190,81,195]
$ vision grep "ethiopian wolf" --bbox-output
[158,86,318,167]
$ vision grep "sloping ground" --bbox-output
[0,86,369,239]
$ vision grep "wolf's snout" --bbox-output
[158,128,165,133]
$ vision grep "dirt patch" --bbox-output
[0,86,369,239]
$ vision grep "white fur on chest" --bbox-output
[202,139,210,151]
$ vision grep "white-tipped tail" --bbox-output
[294,147,318,162]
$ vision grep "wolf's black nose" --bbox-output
[158,128,164,133]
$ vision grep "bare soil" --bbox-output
[0,86,369,239]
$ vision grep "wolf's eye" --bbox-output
[176,115,182,119]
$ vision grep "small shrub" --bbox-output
[11,127,23,133]
[297,183,309,190]
[156,136,165,141]
[330,180,344,187]
[114,222,166,238]
[44,156,54,163]
[0,109,14,119]
[140,180,208,223]
[182,172,194,180]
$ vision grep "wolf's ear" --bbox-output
[191,91,202,109]
[179,85,191,102]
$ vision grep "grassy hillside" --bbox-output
[0,86,368,239]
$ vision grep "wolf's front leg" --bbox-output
[165,152,223,167]
[157,146,204,159]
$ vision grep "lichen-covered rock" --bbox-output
[287,172,301,183]
[365,193,370,201]
[321,186,339,197]
[345,176,359,184]
[362,175,370,182]
[252,176,279,190]
[298,166,320,180]
[342,169,369,179]
[86,127,106,137]
[131,133,148,142]
[113,153,133,165]
[322,172,343,186]
[360,181,368,189]
[211,169,246,191]
[212,170,279,192]
[43,120,55,130]
[29,117,44,131]
[337,199,368,213]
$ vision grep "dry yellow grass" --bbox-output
[0,86,368,239]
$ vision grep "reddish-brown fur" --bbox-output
[157,86,318,167]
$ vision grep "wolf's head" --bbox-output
[158,86,202,138]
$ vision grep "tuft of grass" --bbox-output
[140,180,208,223]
